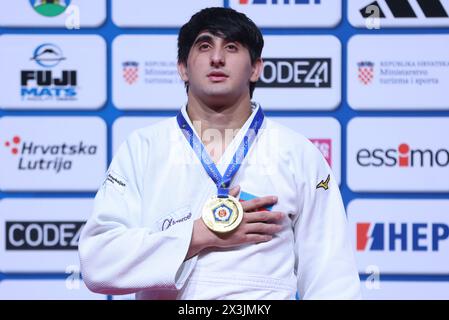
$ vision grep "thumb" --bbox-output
[228,185,240,198]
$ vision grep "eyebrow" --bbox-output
[193,34,240,47]
[193,34,214,47]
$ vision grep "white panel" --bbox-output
[0,117,106,191]
[254,35,341,110]
[349,0,449,28]
[113,35,185,110]
[348,199,449,274]
[348,35,449,110]
[0,199,93,272]
[0,279,105,300]
[229,0,341,27]
[347,118,449,192]
[112,0,223,27]
[0,35,106,110]
[0,0,106,28]
[361,281,449,300]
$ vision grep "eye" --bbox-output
[226,44,238,52]
[198,43,211,51]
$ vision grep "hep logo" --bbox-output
[357,222,449,252]
[357,223,384,251]
[4,136,21,155]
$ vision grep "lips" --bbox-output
[207,71,228,82]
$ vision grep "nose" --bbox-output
[210,47,225,67]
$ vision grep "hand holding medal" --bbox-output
[185,185,284,260]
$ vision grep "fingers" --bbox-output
[226,188,277,215]
[243,211,284,224]
[244,222,282,235]
[242,195,278,212]
[228,185,240,198]
[244,234,273,244]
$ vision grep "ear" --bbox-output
[249,58,263,83]
[177,61,189,82]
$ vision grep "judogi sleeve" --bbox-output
[78,131,194,295]
[293,140,361,299]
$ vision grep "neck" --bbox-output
[186,95,253,141]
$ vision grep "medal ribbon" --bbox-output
[177,104,264,198]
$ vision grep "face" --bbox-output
[177,31,262,106]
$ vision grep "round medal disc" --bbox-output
[202,195,244,233]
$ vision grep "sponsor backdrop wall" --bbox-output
[0,0,448,300]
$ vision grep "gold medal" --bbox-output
[202,194,243,233]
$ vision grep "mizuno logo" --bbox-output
[316,174,330,190]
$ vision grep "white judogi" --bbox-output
[78,103,361,300]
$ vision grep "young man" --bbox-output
[79,7,361,300]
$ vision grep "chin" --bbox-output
[202,93,236,108]
[202,88,232,99]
